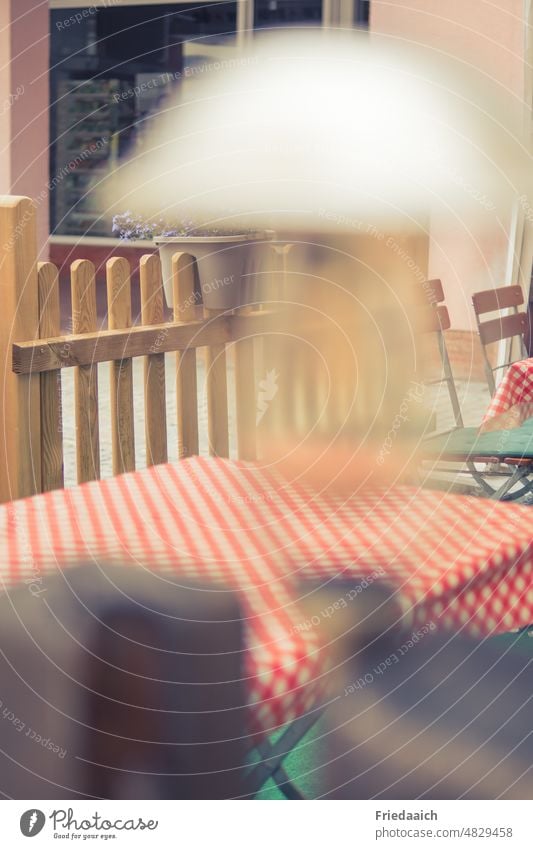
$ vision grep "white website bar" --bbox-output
[2,800,532,847]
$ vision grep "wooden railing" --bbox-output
[0,196,278,502]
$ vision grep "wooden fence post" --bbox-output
[0,196,41,501]
[107,257,135,475]
[71,259,100,483]
[173,253,199,458]
[38,261,64,491]
[140,254,168,467]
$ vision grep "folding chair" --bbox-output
[419,279,466,429]
[417,280,533,500]
[472,285,529,396]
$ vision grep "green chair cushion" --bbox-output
[423,417,533,461]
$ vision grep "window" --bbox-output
[49,0,369,236]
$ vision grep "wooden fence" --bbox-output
[0,196,278,502]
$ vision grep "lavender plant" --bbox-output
[112,212,254,240]
[111,212,195,240]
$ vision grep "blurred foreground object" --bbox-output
[322,598,533,799]
[0,566,249,799]
[257,230,432,491]
[101,29,532,493]
[104,31,530,230]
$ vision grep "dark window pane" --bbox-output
[254,0,322,29]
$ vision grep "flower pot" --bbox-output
[155,233,273,311]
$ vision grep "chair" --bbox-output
[418,279,465,431]
[417,280,533,500]
[472,285,529,396]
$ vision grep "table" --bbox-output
[480,357,533,432]
[1,457,532,734]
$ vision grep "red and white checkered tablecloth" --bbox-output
[481,358,533,432]
[1,457,532,734]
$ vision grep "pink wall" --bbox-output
[0,2,12,193]
[371,0,526,330]
[0,0,49,258]
[370,1,525,97]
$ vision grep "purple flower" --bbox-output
[112,211,255,240]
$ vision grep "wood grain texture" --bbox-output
[140,254,167,466]
[478,312,529,346]
[173,253,199,458]
[107,257,135,475]
[204,307,229,458]
[472,285,524,315]
[38,262,64,491]
[71,259,100,483]
[0,196,41,501]
[13,311,279,374]
[234,307,256,461]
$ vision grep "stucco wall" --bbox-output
[0,0,49,257]
[0,2,12,195]
[370,0,527,330]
